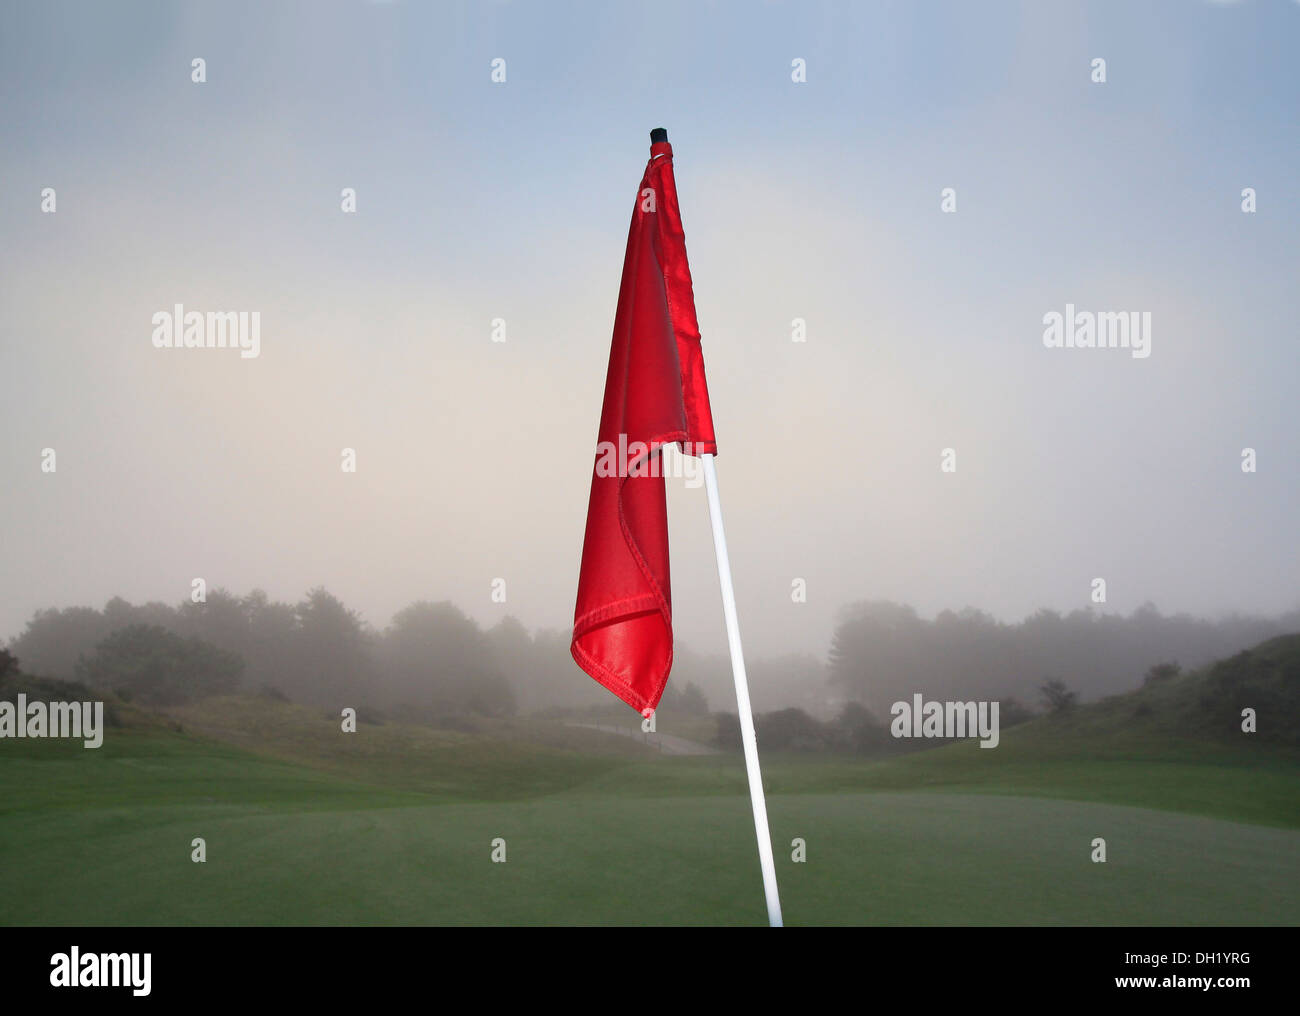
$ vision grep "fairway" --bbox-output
[1,723,1296,925]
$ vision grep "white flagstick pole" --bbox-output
[699,452,784,927]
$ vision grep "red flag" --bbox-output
[571,137,717,716]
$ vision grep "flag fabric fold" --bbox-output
[571,140,716,715]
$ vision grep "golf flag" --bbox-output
[572,130,784,926]
[571,136,717,716]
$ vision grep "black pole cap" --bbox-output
[650,127,668,144]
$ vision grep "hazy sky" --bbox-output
[2,0,1297,661]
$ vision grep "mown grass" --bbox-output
[1,672,1296,925]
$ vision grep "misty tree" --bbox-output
[8,606,113,679]
[175,588,250,652]
[295,587,374,706]
[381,601,514,718]
[485,615,533,703]
[831,701,891,754]
[713,711,741,751]
[241,590,301,697]
[756,708,828,751]
[1039,678,1077,713]
[828,601,925,711]
[825,598,1300,709]
[75,624,244,705]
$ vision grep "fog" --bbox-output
[3,2,1297,701]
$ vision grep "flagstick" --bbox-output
[699,453,784,927]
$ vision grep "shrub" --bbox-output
[74,625,244,706]
[1039,678,1077,713]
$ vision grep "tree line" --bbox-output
[3,589,708,720]
[6,590,1296,730]
[827,600,1300,715]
